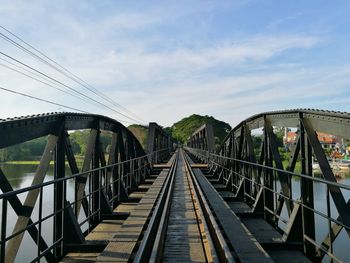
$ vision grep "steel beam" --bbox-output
[5,134,58,263]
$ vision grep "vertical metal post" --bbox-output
[1,198,7,263]
[37,186,43,262]
[92,129,101,223]
[6,135,58,263]
[54,131,65,258]
[300,115,316,259]
[326,185,333,262]
[263,121,274,222]
[112,133,120,207]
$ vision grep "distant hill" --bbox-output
[167,114,232,146]
[128,124,148,149]
[128,115,232,151]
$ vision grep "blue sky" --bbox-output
[0,0,350,127]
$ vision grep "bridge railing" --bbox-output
[0,113,173,262]
[185,146,350,262]
[0,149,167,263]
[185,109,350,262]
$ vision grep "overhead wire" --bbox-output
[0,86,89,113]
[0,58,92,104]
[0,33,143,124]
[0,86,135,124]
[0,25,146,124]
[0,50,142,124]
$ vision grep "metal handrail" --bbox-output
[0,147,169,262]
[0,149,168,199]
[185,147,350,262]
[186,148,350,191]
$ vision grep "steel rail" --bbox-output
[183,150,235,263]
[133,151,178,262]
[135,149,236,262]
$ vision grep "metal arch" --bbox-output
[187,109,350,261]
[0,112,150,262]
[218,109,350,148]
[0,112,145,152]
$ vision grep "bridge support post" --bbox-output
[92,129,101,224]
[263,119,274,224]
[300,116,316,260]
[117,131,130,199]
[53,130,66,258]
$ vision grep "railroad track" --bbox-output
[135,149,235,263]
[63,148,274,262]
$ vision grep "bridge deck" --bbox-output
[96,169,171,261]
[62,151,311,263]
[62,169,172,262]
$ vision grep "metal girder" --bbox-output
[188,124,215,153]
[0,168,55,262]
[187,108,350,262]
[6,134,58,263]
[75,129,97,217]
[264,120,293,215]
[0,112,151,263]
[302,118,350,232]
[219,109,350,149]
[0,113,143,151]
[146,122,173,164]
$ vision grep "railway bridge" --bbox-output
[0,109,349,262]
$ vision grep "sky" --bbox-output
[0,0,350,128]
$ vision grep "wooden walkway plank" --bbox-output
[62,158,175,263]
[96,167,173,262]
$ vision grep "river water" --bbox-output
[0,163,349,262]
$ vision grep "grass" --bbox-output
[3,158,84,165]
[282,160,302,173]
[3,160,50,165]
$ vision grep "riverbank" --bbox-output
[1,156,85,165]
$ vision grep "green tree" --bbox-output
[168,114,231,147]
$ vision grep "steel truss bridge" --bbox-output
[0,109,349,262]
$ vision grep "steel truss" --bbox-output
[186,109,350,262]
[0,112,171,262]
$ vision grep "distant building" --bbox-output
[283,131,297,151]
[283,130,341,150]
[317,132,341,149]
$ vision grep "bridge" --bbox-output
[0,109,349,262]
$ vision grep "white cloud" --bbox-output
[0,1,349,129]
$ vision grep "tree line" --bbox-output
[0,131,111,162]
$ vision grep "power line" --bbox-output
[0,86,89,113]
[0,86,135,124]
[0,25,146,124]
[0,51,142,124]
[0,57,104,106]
[0,59,92,103]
